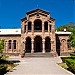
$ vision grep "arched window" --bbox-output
[44,21,48,32]
[8,40,12,49]
[67,39,71,50]
[34,19,42,32]
[28,21,32,31]
[13,40,16,49]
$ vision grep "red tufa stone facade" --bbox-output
[0,9,72,57]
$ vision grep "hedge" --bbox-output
[65,59,75,74]
[61,56,75,63]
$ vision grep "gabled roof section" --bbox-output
[21,17,27,22]
[26,8,50,15]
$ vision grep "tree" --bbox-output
[56,22,75,48]
[0,39,4,53]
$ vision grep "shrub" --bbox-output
[61,56,75,63]
[2,55,9,59]
[65,59,75,74]
[0,59,13,64]
[0,65,7,75]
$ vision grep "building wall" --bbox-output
[0,9,72,56]
[56,34,72,56]
[0,35,21,55]
[21,9,56,56]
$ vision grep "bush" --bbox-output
[2,55,9,59]
[61,56,75,63]
[0,59,13,64]
[0,65,7,75]
[65,59,75,74]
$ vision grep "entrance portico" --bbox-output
[21,8,57,57]
[23,35,51,54]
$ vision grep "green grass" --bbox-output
[57,63,68,69]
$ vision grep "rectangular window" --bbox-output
[50,25,51,32]
[13,40,16,49]
[24,25,26,32]
[8,40,12,49]
[28,22,32,32]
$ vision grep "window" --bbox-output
[8,40,12,49]
[44,21,48,32]
[24,25,26,32]
[13,40,16,49]
[67,39,71,50]
[34,19,42,31]
[28,22,32,31]
[50,25,51,32]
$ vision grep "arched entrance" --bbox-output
[34,36,42,52]
[26,37,31,53]
[56,36,60,56]
[45,37,51,52]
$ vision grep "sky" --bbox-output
[0,0,74,29]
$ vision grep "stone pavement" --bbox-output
[5,57,74,75]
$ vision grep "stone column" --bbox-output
[5,41,8,53]
[42,39,45,53]
[21,41,26,58]
[26,25,28,34]
[31,39,34,53]
[6,41,8,54]
[23,41,26,51]
[42,22,44,34]
[32,22,34,35]
[12,41,13,52]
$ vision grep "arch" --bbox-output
[61,39,66,51]
[26,37,31,53]
[34,19,42,31]
[61,39,66,43]
[67,39,71,50]
[45,37,51,52]
[8,40,12,49]
[56,36,60,56]
[13,40,16,49]
[44,21,48,31]
[34,36,42,52]
[28,21,32,31]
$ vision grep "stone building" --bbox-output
[0,9,72,57]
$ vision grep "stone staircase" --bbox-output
[25,52,57,57]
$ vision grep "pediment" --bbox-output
[26,8,50,17]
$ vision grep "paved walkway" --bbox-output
[5,57,74,75]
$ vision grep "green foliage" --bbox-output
[0,64,7,75]
[61,56,75,63]
[57,63,68,69]
[65,59,75,74]
[56,22,75,48]
[0,39,4,53]
[1,55,9,59]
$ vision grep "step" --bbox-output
[25,52,57,57]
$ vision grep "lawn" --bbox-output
[58,55,75,74]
